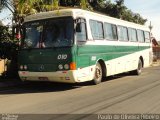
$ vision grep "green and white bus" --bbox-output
[18,9,153,84]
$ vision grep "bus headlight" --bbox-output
[20,65,23,70]
[24,65,28,70]
[58,64,63,70]
[64,64,69,70]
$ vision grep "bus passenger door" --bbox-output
[75,18,92,81]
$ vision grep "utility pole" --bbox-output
[0,0,1,5]
[149,21,153,37]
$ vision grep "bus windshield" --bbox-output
[22,17,74,48]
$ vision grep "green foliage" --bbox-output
[0,0,148,25]
[0,25,19,78]
[0,25,19,59]
[80,0,87,9]
[94,0,147,25]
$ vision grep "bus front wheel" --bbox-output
[132,59,143,75]
[93,62,103,85]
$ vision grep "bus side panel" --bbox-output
[76,45,94,82]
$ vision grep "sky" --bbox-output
[0,0,160,40]
[0,8,12,26]
[111,0,160,40]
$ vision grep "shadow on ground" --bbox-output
[0,72,134,95]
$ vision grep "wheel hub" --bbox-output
[96,68,101,79]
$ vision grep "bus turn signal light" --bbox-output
[70,62,76,70]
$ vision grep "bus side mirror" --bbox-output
[76,23,81,32]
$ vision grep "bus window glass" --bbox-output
[97,22,104,39]
[24,23,41,48]
[117,26,123,41]
[128,28,137,42]
[144,31,150,43]
[89,20,104,40]
[123,27,128,41]
[104,23,117,40]
[76,19,87,41]
[137,30,145,42]
[23,17,74,48]
[118,26,128,41]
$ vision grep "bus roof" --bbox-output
[24,8,149,31]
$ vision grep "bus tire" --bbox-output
[132,59,143,75]
[93,62,103,85]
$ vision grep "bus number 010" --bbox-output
[57,54,67,60]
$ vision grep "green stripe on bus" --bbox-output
[18,45,150,71]
[76,45,150,68]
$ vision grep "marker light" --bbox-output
[24,65,27,70]
[58,64,63,70]
[70,62,76,70]
[64,64,69,70]
[20,65,23,70]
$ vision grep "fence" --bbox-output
[153,46,160,61]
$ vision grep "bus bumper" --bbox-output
[18,70,77,83]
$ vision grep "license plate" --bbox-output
[38,77,48,81]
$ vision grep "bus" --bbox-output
[18,9,153,84]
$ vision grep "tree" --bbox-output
[102,0,147,25]
[0,25,17,59]
[114,0,126,19]
[0,22,19,78]
[0,20,4,26]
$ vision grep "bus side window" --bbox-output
[137,29,145,43]
[128,28,137,42]
[144,31,151,43]
[90,20,104,40]
[104,23,117,41]
[76,19,87,42]
[117,26,128,41]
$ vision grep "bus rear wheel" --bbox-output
[93,62,103,85]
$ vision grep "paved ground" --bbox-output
[0,65,160,120]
